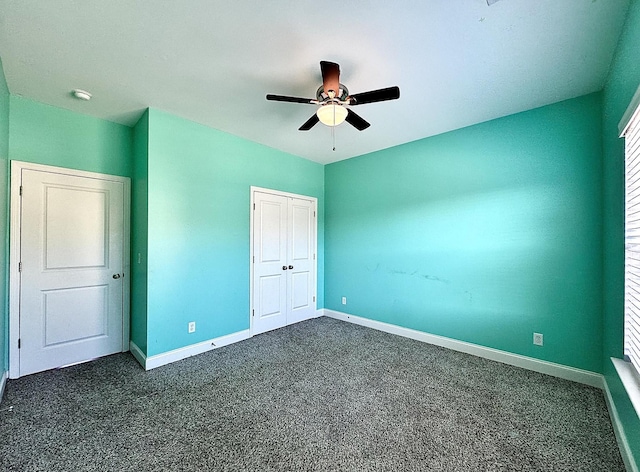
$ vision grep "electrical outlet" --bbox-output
[188,321,196,333]
[533,332,543,346]
[342,297,347,305]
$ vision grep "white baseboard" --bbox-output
[129,341,146,369]
[130,329,252,371]
[0,370,7,405]
[603,378,639,472]
[130,309,324,372]
[323,309,603,389]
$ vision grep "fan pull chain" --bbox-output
[332,121,336,151]
[332,104,336,151]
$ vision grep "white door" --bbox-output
[18,168,126,376]
[252,189,316,335]
[286,198,316,324]
[253,192,289,334]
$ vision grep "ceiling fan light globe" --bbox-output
[316,104,348,127]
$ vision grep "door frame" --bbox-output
[249,186,318,336]
[9,161,131,378]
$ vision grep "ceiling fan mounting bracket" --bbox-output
[316,84,349,103]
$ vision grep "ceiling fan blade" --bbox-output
[299,114,320,131]
[266,94,315,104]
[348,86,400,105]
[345,109,370,131]
[320,61,340,97]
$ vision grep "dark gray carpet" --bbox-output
[0,317,625,471]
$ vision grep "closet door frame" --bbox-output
[249,186,318,336]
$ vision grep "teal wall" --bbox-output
[131,111,149,352]
[0,59,9,373]
[602,0,640,465]
[325,93,604,373]
[8,96,132,178]
[143,108,324,356]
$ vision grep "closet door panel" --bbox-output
[287,198,315,324]
[252,193,288,334]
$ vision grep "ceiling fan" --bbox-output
[266,61,400,131]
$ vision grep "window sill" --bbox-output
[611,357,640,419]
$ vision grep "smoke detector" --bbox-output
[72,89,92,101]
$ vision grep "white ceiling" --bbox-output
[0,0,631,164]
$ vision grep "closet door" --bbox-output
[252,189,316,335]
[287,198,315,324]
[253,192,289,334]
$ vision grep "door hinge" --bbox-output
[253,255,255,263]
[314,211,316,217]
[19,185,23,196]
[18,338,21,349]
[313,254,315,260]
[252,309,255,317]
[18,262,22,272]
[253,203,255,210]
[313,296,316,302]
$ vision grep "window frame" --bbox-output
[618,84,640,418]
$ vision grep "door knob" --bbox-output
[282,266,287,271]
[288,265,294,269]
[112,274,121,279]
